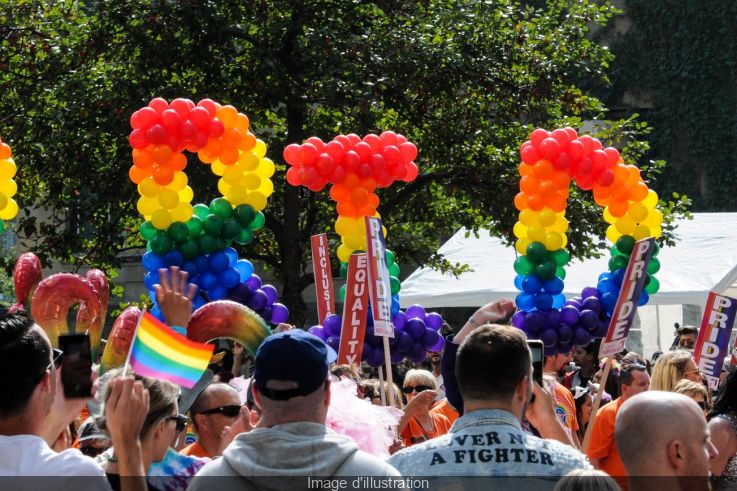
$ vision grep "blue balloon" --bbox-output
[514,274,525,291]
[148,289,157,303]
[144,272,158,291]
[601,292,617,314]
[164,251,183,267]
[209,251,229,274]
[151,306,165,322]
[142,252,164,272]
[235,260,254,282]
[543,277,564,295]
[613,268,625,287]
[516,293,536,312]
[534,292,553,311]
[598,272,613,283]
[200,272,218,291]
[638,290,649,306]
[598,279,618,294]
[219,268,240,289]
[192,295,206,309]
[391,297,400,316]
[182,261,198,278]
[195,255,210,274]
[224,247,238,267]
[208,286,228,300]
[552,294,566,309]
[522,275,543,294]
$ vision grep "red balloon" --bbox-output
[207,119,225,138]
[564,127,578,140]
[383,145,400,164]
[376,171,392,187]
[363,134,382,152]
[592,138,603,150]
[335,135,352,149]
[396,134,407,145]
[193,131,208,149]
[325,140,345,160]
[519,141,531,158]
[576,173,594,191]
[520,145,540,165]
[129,129,149,149]
[170,98,193,119]
[578,157,592,176]
[346,134,361,145]
[148,97,169,113]
[354,141,371,161]
[189,107,211,129]
[146,124,167,145]
[284,144,301,165]
[330,166,346,184]
[306,137,325,153]
[578,135,595,155]
[344,150,360,171]
[551,129,570,148]
[137,107,159,129]
[597,169,615,187]
[403,162,419,181]
[197,99,219,117]
[358,163,373,179]
[285,166,301,186]
[530,128,549,148]
[298,166,318,185]
[379,131,398,147]
[300,143,319,166]
[180,120,197,141]
[604,147,620,166]
[317,153,335,176]
[167,135,182,153]
[539,138,560,160]
[130,110,142,129]
[568,140,585,161]
[552,154,571,171]
[591,150,608,173]
[160,109,181,131]
[370,154,386,173]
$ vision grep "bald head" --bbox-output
[616,391,716,482]
[191,383,241,414]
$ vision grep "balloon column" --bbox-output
[284,132,444,365]
[128,98,288,328]
[512,128,663,355]
[0,136,20,231]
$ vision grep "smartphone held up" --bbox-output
[58,334,93,399]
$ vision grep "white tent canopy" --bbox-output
[400,213,737,355]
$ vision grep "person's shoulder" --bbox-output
[387,433,451,469]
[48,448,107,477]
[337,449,401,477]
[194,456,235,477]
[525,435,592,468]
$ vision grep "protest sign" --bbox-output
[694,292,737,389]
[337,253,369,366]
[364,217,394,338]
[311,233,336,324]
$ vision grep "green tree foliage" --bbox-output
[0,0,688,321]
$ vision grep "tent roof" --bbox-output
[400,213,737,308]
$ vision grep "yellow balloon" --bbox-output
[211,159,227,177]
[245,191,267,211]
[226,185,248,205]
[519,209,536,226]
[382,225,388,238]
[136,196,158,217]
[239,152,259,172]
[628,201,648,222]
[243,173,261,190]
[651,225,663,238]
[151,209,173,230]
[544,232,563,251]
[603,207,615,225]
[335,217,351,237]
[0,193,8,211]
[158,189,179,209]
[552,216,569,233]
[178,186,193,204]
[516,237,531,255]
[337,244,352,263]
[513,222,528,239]
[253,139,267,159]
[0,159,17,181]
[217,179,230,197]
[170,171,188,190]
[0,198,18,220]
[0,179,17,198]
[538,209,556,227]
[256,158,276,178]
[138,178,162,197]
[633,224,651,240]
[606,224,621,243]
[171,202,194,222]
[560,233,568,249]
[344,233,366,250]
[223,166,243,185]
[257,179,274,197]
[643,189,659,208]
[645,209,664,227]
[528,225,546,243]
[615,215,635,235]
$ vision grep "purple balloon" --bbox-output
[581,296,602,315]
[323,314,343,337]
[544,345,557,357]
[365,326,382,347]
[557,342,573,354]
[390,350,404,364]
[260,306,273,322]
[425,312,443,331]
[248,289,268,311]
[270,303,289,324]
[405,304,426,321]
[410,349,427,364]
[560,305,580,326]
[406,318,426,340]
[565,298,582,310]
[581,287,600,300]
[524,311,546,333]
[422,328,440,348]
[361,343,372,362]
[408,342,425,359]
[540,328,558,347]
[573,327,591,346]
[367,348,385,367]
[397,331,413,352]
[579,310,599,330]
[308,325,328,340]
[429,335,445,352]
[512,311,527,328]
[545,309,561,328]
[261,284,278,305]
[557,324,574,344]
[228,282,252,303]
[593,320,609,338]
[393,310,406,330]
[326,335,340,351]
[246,274,262,291]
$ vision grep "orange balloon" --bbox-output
[359,177,377,192]
[612,184,630,202]
[234,114,250,133]
[223,128,243,148]
[631,181,649,201]
[514,192,528,211]
[343,173,360,189]
[0,143,11,160]
[520,175,540,194]
[197,150,215,164]
[329,185,350,202]
[350,187,369,205]
[547,193,567,212]
[533,159,554,178]
[626,165,641,182]
[133,149,154,169]
[609,199,629,217]
[613,164,630,184]
[129,165,148,184]
[239,132,257,151]
[152,145,173,164]
[153,165,174,186]
[552,171,571,189]
[169,153,187,171]
[527,193,545,211]
[203,138,221,157]
[337,201,359,217]
[518,163,534,176]
[219,146,239,165]
[539,180,557,197]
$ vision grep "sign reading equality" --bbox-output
[599,238,656,358]
[694,292,737,389]
[337,253,369,366]
[311,233,336,325]
[364,217,394,338]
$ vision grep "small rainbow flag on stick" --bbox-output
[125,312,214,389]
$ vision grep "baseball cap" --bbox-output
[254,330,337,401]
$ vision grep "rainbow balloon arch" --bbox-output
[511,128,663,355]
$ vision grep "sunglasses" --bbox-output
[196,404,242,417]
[167,414,188,433]
[402,385,431,394]
[35,348,63,384]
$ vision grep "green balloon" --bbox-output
[222,218,242,240]
[652,241,661,256]
[609,255,628,272]
[0,219,5,232]
[250,212,265,231]
[648,257,661,274]
[186,217,203,237]
[534,260,556,280]
[140,221,157,241]
[168,222,190,243]
[513,256,534,275]
[616,236,635,255]
[645,276,660,294]
[197,234,217,255]
[390,276,401,295]
[146,241,152,252]
[193,203,210,221]
[389,263,400,277]
[203,214,224,236]
[526,242,547,264]
[210,197,233,219]
[213,237,227,252]
[180,239,200,260]
[339,284,346,302]
[150,232,172,254]
[555,266,566,280]
[233,204,256,227]
[385,250,395,266]
[550,249,570,267]
[340,262,348,279]
[236,228,254,245]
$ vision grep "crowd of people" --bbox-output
[0,268,734,491]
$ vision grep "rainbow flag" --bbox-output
[129,312,214,389]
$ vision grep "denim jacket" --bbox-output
[387,409,591,479]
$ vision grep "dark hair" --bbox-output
[710,369,737,418]
[456,324,530,400]
[619,363,647,387]
[0,312,50,417]
[676,324,698,337]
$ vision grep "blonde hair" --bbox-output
[403,369,436,390]
[553,469,620,491]
[673,379,709,401]
[650,350,693,392]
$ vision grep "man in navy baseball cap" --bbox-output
[190,329,399,485]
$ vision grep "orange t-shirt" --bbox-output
[400,411,451,447]
[587,397,627,486]
[552,381,579,432]
[180,441,210,458]
[431,398,459,426]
